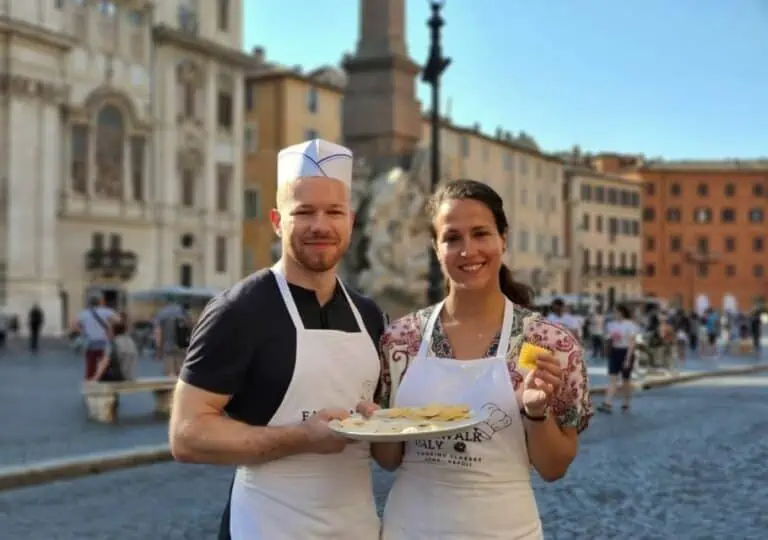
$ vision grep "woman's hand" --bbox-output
[522,353,562,416]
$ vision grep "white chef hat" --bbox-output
[277,138,353,188]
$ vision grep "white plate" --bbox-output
[328,409,489,442]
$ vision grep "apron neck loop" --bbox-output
[417,298,515,359]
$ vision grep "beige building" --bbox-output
[422,120,569,295]
[563,161,643,304]
[242,57,346,273]
[0,0,249,335]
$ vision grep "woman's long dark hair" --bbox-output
[427,179,533,308]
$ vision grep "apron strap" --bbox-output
[496,299,515,356]
[416,300,445,358]
[271,264,367,334]
[336,280,368,333]
[271,264,304,330]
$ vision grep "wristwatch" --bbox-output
[521,407,548,422]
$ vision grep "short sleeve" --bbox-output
[376,312,422,408]
[180,295,256,396]
[524,317,593,433]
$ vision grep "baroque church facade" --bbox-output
[0,0,250,334]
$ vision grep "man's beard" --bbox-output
[290,234,347,273]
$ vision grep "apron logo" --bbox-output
[413,403,513,468]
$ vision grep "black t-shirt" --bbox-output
[180,268,387,426]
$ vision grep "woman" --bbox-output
[374,179,592,539]
[597,304,638,413]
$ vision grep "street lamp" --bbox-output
[424,0,452,305]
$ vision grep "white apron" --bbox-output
[382,299,543,540]
[229,265,381,540]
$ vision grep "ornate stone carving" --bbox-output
[342,146,454,314]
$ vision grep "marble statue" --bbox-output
[342,146,453,317]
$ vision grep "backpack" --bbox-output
[173,316,191,349]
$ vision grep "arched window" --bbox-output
[94,105,124,198]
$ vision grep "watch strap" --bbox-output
[521,407,548,422]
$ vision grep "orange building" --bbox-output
[242,57,345,274]
[594,156,768,311]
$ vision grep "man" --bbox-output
[74,294,120,380]
[170,139,386,540]
[153,298,190,376]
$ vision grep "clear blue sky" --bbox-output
[243,0,768,160]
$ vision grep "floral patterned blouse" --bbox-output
[378,303,593,433]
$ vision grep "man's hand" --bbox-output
[299,408,352,454]
[355,400,380,418]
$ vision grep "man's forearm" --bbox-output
[170,414,311,466]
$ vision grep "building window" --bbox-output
[217,91,233,129]
[595,186,604,202]
[697,183,708,196]
[645,236,655,250]
[671,264,681,277]
[670,183,681,196]
[645,263,655,277]
[181,170,195,207]
[244,188,261,220]
[666,208,681,222]
[581,184,591,201]
[245,123,259,153]
[217,0,229,31]
[461,137,470,158]
[696,236,709,254]
[130,136,145,201]
[216,164,232,212]
[582,213,589,231]
[243,247,255,275]
[596,215,603,233]
[607,188,617,205]
[725,265,735,277]
[177,60,202,120]
[645,183,654,196]
[179,263,193,287]
[215,236,227,273]
[551,236,559,257]
[725,183,735,197]
[305,128,318,140]
[694,207,712,224]
[721,208,735,223]
[642,207,655,222]
[518,230,529,252]
[94,105,124,199]
[749,208,764,223]
[631,220,640,236]
[607,251,615,270]
[670,236,681,252]
[630,253,637,270]
[307,87,318,113]
[724,236,736,252]
[754,183,765,197]
[582,248,590,270]
[698,264,708,278]
[754,236,764,252]
[754,265,764,278]
[71,124,89,194]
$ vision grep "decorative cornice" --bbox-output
[0,16,77,50]
[0,73,69,104]
[152,25,254,69]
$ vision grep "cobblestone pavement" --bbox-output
[0,345,168,466]
[1,373,766,539]
[0,341,762,467]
